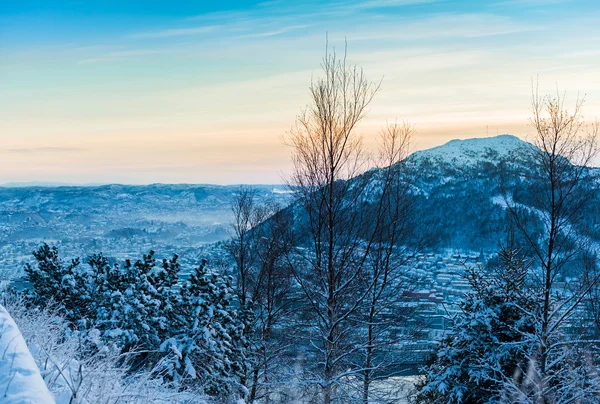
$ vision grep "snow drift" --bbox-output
[0,304,54,404]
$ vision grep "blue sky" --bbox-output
[1,0,599,184]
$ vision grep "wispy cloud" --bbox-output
[238,24,312,38]
[323,13,542,42]
[77,48,170,65]
[7,147,84,154]
[121,0,440,47]
[345,0,441,10]
[492,0,573,7]
[4,0,598,183]
[128,25,219,39]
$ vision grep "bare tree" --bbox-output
[226,186,265,399]
[228,186,263,313]
[285,42,378,403]
[502,83,600,402]
[284,43,419,403]
[227,188,296,403]
[359,122,421,403]
[249,202,295,403]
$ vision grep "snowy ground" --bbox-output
[0,304,54,404]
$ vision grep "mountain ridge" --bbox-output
[407,134,529,167]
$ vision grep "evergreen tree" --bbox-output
[153,255,181,341]
[161,259,248,398]
[25,244,250,397]
[24,243,89,325]
[416,246,537,404]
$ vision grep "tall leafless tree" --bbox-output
[248,201,296,403]
[227,187,295,403]
[502,83,599,402]
[359,122,423,403]
[228,186,262,313]
[285,43,418,403]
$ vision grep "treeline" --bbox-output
[24,246,248,398]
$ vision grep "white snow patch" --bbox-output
[491,195,511,208]
[271,187,295,194]
[0,305,54,404]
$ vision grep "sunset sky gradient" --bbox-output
[1,0,599,184]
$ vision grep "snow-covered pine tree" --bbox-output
[161,259,249,398]
[86,252,116,336]
[86,252,142,351]
[156,255,181,290]
[24,244,67,307]
[24,243,91,326]
[97,251,166,360]
[152,255,181,341]
[416,246,537,404]
[25,245,252,396]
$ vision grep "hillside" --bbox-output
[405,134,531,250]
[280,134,600,252]
[406,135,599,250]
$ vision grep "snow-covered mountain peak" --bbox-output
[409,134,529,166]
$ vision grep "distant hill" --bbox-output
[0,181,94,188]
[0,184,290,274]
[410,134,526,167]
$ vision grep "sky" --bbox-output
[1,0,599,185]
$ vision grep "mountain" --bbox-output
[402,135,531,250]
[404,134,530,190]
[399,134,600,250]
[280,134,599,252]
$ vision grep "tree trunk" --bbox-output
[363,304,376,403]
[248,365,260,403]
